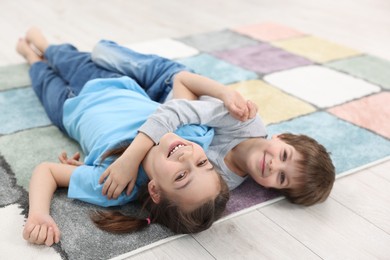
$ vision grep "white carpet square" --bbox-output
[264,65,381,108]
[124,38,199,59]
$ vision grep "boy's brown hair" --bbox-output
[277,133,335,206]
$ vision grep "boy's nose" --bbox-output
[266,159,281,177]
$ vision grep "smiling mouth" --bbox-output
[168,143,186,158]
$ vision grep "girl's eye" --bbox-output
[280,172,286,184]
[197,159,208,167]
[282,150,287,161]
[175,172,186,181]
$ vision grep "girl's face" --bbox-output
[143,133,220,212]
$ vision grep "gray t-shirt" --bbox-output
[138,97,267,190]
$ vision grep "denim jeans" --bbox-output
[29,44,121,132]
[91,40,192,103]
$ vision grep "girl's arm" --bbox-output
[173,71,257,122]
[98,132,154,200]
[23,162,77,246]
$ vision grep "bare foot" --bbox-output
[16,38,42,65]
[25,26,49,55]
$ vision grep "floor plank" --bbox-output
[124,235,213,260]
[193,210,320,259]
[259,198,390,259]
[369,159,390,182]
[331,167,390,234]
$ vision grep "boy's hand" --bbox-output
[58,151,83,166]
[23,212,60,246]
[222,88,258,121]
[98,157,138,200]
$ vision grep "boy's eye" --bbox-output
[282,150,287,161]
[280,172,286,184]
[197,159,208,167]
[175,172,186,181]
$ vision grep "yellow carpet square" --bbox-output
[272,36,361,63]
[229,80,316,125]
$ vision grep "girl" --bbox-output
[16,28,233,246]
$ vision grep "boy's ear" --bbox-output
[271,134,280,139]
[148,180,161,204]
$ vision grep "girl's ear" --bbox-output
[148,180,161,204]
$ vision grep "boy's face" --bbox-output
[144,133,220,212]
[246,135,303,190]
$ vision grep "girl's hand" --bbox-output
[23,212,60,246]
[99,157,138,200]
[221,88,258,121]
[58,151,83,166]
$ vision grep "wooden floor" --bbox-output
[1,0,389,259]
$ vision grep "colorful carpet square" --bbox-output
[328,92,390,139]
[0,87,51,134]
[178,53,258,84]
[124,38,199,59]
[264,65,381,108]
[326,55,390,89]
[0,126,80,189]
[230,79,316,125]
[178,29,259,52]
[0,63,31,91]
[272,36,361,63]
[211,43,313,74]
[233,22,304,41]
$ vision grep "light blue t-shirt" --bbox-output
[63,76,214,207]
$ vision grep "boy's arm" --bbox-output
[98,132,154,200]
[24,162,76,246]
[139,99,266,145]
[173,71,257,121]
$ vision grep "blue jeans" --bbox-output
[91,40,192,103]
[29,44,121,132]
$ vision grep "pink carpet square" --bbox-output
[233,22,304,41]
[328,92,390,139]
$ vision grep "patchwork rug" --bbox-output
[1,22,390,260]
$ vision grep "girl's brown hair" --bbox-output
[277,133,335,206]
[91,143,230,234]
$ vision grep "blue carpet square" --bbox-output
[177,53,258,84]
[0,88,51,134]
[267,111,390,174]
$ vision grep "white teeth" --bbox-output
[168,144,185,157]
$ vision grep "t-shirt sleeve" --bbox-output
[68,164,138,207]
[138,98,266,144]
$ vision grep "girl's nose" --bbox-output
[178,146,193,162]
